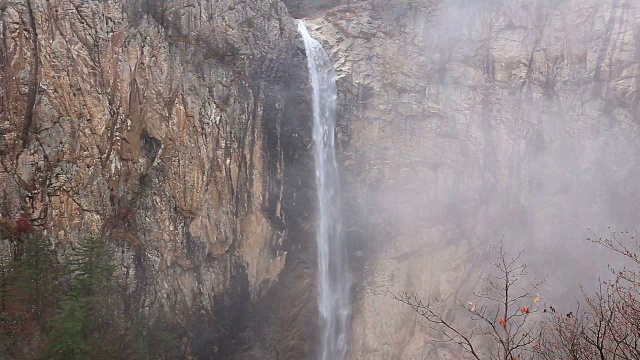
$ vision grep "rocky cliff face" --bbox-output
[1,0,318,357]
[305,0,640,358]
[283,0,364,18]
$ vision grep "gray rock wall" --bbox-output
[283,0,368,18]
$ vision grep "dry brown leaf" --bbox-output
[534,293,542,304]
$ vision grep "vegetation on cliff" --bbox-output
[0,217,179,359]
[394,232,640,359]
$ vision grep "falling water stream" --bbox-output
[297,20,351,360]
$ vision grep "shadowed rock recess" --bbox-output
[2,0,640,359]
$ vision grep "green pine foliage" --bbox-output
[0,232,60,358]
[48,291,90,360]
[0,228,182,359]
[0,250,11,312]
[1,234,58,313]
[13,234,59,319]
[48,236,115,360]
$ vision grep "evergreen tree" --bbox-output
[48,236,115,360]
[0,223,58,357]
[0,251,10,312]
[8,233,59,322]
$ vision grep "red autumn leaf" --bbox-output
[521,306,531,314]
[15,214,35,234]
[499,317,507,329]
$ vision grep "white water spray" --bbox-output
[297,20,351,360]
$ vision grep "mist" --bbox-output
[300,0,640,355]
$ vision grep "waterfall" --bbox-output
[297,20,351,360]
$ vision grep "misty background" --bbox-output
[302,0,640,356]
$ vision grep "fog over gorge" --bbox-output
[1,0,640,359]
[306,1,640,357]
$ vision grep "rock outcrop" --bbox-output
[283,0,364,18]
